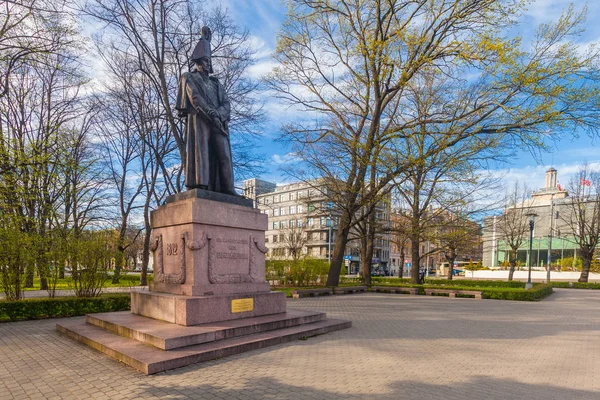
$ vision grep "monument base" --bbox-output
[56,191,351,374]
[131,290,286,326]
[57,308,351,374]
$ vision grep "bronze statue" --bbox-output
[176,26,236,195]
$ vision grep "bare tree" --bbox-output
[83,0,265,189]
[561,166,600,283]
[279,221,308,262]
[267,1,600,287]
[433,209,482,280]
[389,210,411,278]
[0,0,75,100]
[496,183,533,281]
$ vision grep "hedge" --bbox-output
[368,283,553,301]
[0,294,131,322]
[550,281,600,289]
[424,279,526,288]
[549,281,571,288]
[478,284,553,301]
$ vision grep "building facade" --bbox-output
[244,178,391,274]
[483,168,585,268]
[389,210,482,277]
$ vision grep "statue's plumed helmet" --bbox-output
[191,26,213,73]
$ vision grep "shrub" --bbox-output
[369,282,552,300]
[559,257,582,271]
[420,284,552,301]
[550,281,571,288]
[424,279,526,288]
[371,277,412,284]
[0,294,131,322]
[110,274,153,286]
[572,282,600,289]
[479,284,553,301]
[266,258,329,286]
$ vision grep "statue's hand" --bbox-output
[177,109,187,118]
[207,109,218,118]
[213,117,228,136]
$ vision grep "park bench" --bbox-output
[371,286,419,295]
[291,288,333,299]
[333,286,368,295]
[424,288,482,299]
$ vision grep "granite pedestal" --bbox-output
[57,190,351,374]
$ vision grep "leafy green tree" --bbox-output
[268,1,600,286]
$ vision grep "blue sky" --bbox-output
[223,0,600,191]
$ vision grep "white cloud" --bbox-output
[488,159,600,192]
[271,152,300,165]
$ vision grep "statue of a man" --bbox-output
[175,26,236,195]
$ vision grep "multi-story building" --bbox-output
[244,178,391,274]
[483,168,583,268]
[389,209,482,277]
[242,178,277,207]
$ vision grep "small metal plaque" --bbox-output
[231,298,254,313]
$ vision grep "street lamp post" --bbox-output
[526,212,537,289]
[547,197,555,283]
[328,224,332,262]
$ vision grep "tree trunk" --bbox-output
[579,252,592,283]
[410,235,421,284]
[360,235,375,287]
[141,210,152,286]
[446,258,456,281]
[399,249,405,278]
[25,268,34,288]
[326,210,352,286]
[508,249,517,281]
[112,250,123,284]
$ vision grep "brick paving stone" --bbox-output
[0,289,599,399]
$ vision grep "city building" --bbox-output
[243,178,391,274]
[389,209,482,277]
[483,167,583,268]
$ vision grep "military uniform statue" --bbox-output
[176,26,236,195]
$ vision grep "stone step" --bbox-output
[86,309,327,350]
[57,317,351,375]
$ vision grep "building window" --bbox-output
[307,218,313,226]
[280,220,287,229]
[279,234,284,242]
[290,192,296,201]
[273,195,278,203]
[279,194,286,202]
[320,217,326,226]
[290,219,296,228]
[273,221,279,229]
[290,205,296,214]
[326,217,332,227]
[297,204,303,213]
[297,219,303,227]
[265,237,269,243]
[274,208,279,216]
[327,201,333,210]
[280,207,286,216]
[308,203,315,212]
[273,235,278,243]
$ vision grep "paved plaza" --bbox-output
[0,289,599,399]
